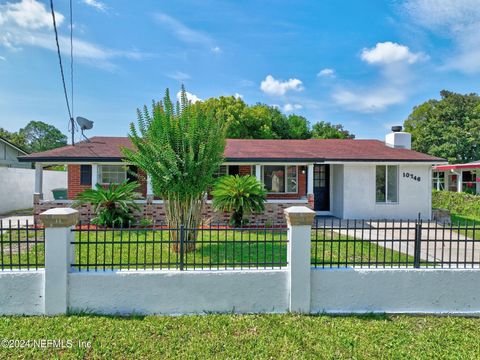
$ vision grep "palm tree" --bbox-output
[75,181,141,227]
[122,87,226,251]
[212,175,267,227]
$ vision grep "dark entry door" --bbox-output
[313,164,330,211]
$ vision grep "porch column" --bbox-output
[477,170,480,195]
[91,164,98,189]
[457,171,463,193]
[255,164,262,182]
[307,164,314,195]
[34,163,43,196]
[147,173,153,196]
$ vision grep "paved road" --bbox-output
[315,219,480,268]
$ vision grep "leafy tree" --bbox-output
[212,175,267,227]
[311,121,355,139]
[0,127,27,150]
[404,90,480,163]
[286,114,310,139]
[123,87,226,251]
[19,121,68,152]
[75,181,141,227]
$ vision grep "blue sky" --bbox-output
[0,0,479,140]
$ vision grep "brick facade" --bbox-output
[67,165,91,199]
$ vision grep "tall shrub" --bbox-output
[122,87,226,250]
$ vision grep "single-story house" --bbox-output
[18,127,444,223]
[0,136,30,168]
[433,161,480,195]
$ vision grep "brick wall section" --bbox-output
[34,199,313,226]
[239,165,251,176]
[67,165,91,200]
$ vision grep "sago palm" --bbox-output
[75,181,141,227]
[212,175,267,227]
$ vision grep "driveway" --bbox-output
[315,219,479,268]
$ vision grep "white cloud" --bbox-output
[283,103,303,112]
[260,75,303,97]
[167,71,191,81]
[82,0,107,12]
[317,68,335,77]
[177,90,201,103]
[0,0,63,30]
[0,55,5,61]
[211,46,221,53]
[402,0,480,73]
[233,93,243,99]
[361,42,425,65]
[0,0,144,69]
[333,88,406,113]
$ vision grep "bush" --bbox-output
[74,181,141,227]
[212,175,267,227]
[432,190,480,218]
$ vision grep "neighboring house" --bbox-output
[0,136,30,168]
[433,162,480,195]
[18,127,445,223]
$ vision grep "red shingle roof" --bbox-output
[18,136,444,163]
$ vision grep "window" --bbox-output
[376,165,398,203]
[432,171,445,191]
[80,165,92,186]
[98,165,127,185]
[214,165,228,178]
[263,165,297,193]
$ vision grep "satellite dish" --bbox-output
[76,116,94,142]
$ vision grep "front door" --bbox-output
[313,164,330,211]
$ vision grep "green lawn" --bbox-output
[0,314,479,359]
[0,228,413,270]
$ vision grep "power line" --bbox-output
[49,0,75,145]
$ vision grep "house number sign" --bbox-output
[402,172,421,182]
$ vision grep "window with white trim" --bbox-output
[98,165,127,185]
[376,165,398,203]
[432,171,445,191]
[262,165,297,193]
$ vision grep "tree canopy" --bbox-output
[200,96,351,140]
[311,121,355,139]
[0,121,67,153]
[404,90,480,163]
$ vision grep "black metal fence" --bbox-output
[71,223,288,271]
[0,220,45,270]
[312,219,480,269]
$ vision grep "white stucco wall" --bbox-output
[341,163,432,220]
[0,167,67,213]
[69,270,288,315]
[311,268,480,315]
[0,271,44,315]
[331,164,344,218]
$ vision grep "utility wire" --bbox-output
[49,0,75,144]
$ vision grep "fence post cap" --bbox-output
[39,208,79,228]
[284,206,316,226]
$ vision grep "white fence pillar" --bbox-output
[284,206,315,313]
[39,208,79,315]
[34,163,43,195]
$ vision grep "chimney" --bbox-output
[385,126,411,149]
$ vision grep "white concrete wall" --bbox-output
[311,269,480,315]
[69,270,288,315]
[342,163,432,220]
[331,164,344,218]
[0,167,67,213]
[0,271,44,315]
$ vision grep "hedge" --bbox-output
[432,190,480,218]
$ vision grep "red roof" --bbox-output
[18,136,444,163]
[434,161,480,171]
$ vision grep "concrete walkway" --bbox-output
[315,219,480,268]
